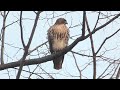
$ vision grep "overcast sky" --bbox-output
[0,11,120,79]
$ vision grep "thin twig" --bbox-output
[72,52,82,79]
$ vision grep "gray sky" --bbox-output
[0,11,120,79]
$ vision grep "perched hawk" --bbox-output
[47,18,69,70]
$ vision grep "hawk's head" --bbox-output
[55,18,68,25]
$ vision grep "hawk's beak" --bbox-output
[65,21,68,24]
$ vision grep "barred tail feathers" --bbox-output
[53,55,64,70]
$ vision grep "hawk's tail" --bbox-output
[53,55,64,70]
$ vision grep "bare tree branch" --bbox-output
[93,11,100,30]
[110,64,119,79]
[28,41,48,55]
[16,11,42,79]
[97,62,114,79]
[96,28,120,55]
[82,11,86,36]
[19,11,26,48]
[71,51,100,57]
[0,11,9,64]
[85,13,120,39]
[14,67,44,79]
[116,67,120,79]
[26,11,43,49]
[86,15,96,79]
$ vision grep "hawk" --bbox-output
[47,18,69,70]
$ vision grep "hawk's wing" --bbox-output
[48,26,54,53]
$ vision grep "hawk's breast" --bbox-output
[49,24,69,51]
[53,39,67,50]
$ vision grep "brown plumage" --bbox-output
[47,18,69,70]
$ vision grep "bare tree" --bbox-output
[0,11,120,79]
